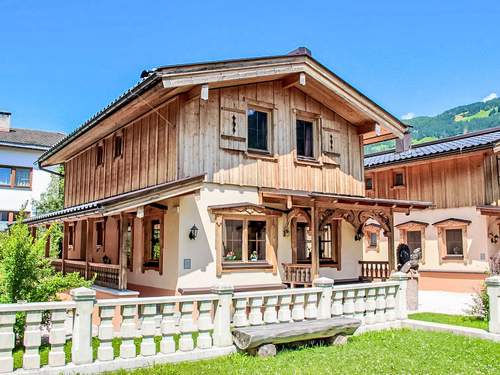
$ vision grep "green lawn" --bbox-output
[106,329,500,375]
[408,312,488,331]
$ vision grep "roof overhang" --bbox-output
[477,205,500,217]
[39,53,407,166]
[25,175,205,225]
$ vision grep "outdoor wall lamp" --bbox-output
[189,224,199,240]
[489,232,498,244]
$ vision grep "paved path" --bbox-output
[415,291,475,315]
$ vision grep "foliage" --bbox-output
[0,214,91,337]
[408,312,488,330]
[102,330,500,375]
[468,255,499,320]
[365,97,500,155]
[31,165,64,255]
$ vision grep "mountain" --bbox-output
[365,97,500,154]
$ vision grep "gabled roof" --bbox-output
[365,126,500,169]
[38,49,408,166]
[0,128,65,150]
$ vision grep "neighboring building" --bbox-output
[25,48,430,297]
[0,111,65,230]
[364,127,500,292]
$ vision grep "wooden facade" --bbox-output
[366,151,499,209]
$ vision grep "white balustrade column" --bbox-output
[160,303,176,354]
[211,284,234,348]
[390,272,409,320]
[385,285,397,321]
[485,275,500,334]
[140,304,157,356]
[23,310,42,370]
[263,296,279,324]
[292,294,305,321]
[233,298,249,327]
[343,290,355,318]
[278,295,292,322]
[248,297,264,325]
[364,288,377,325]
[120,304,138,359]
[354,288,366,323]
[305,292,318,320]
[49,309,67,367]
[331,290,344,317]
[197,300,214,349]
[179,301,196,351]
[314,277,334,319]
[97,306,115,361]
[0,312,15,373]
[70,287,96,365]
[375,287,387,323]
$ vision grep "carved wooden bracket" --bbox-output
[283,207,311,237]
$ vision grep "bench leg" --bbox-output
[256,344,277,357]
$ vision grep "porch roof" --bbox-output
[25,174,205,225]
[260,188,432,211]
[477,205,500,217]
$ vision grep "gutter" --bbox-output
[38,162,64,177]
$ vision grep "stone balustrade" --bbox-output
[2,272,498,374]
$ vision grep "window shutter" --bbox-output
[321,126,341,165]
[220,107,247,151]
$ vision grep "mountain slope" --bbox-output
[366,98,500,154]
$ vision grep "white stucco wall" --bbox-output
[0,146,53,228]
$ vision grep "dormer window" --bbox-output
[96,144,104,167]
[114,134,123,159]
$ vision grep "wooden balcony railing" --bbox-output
[282,263,313,286]
[88,262,120,289]
[64,259,86,278]
[359,261,390,281]
[51,259,63,273]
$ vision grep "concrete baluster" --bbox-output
[364,288,377,325]
[160,302,176,354]
[97,306,115,361]
[263,296,279,324]
[70,287,96,365]
[232,298,249,327]
[211,284,234,348]
[119,304,138,359]
[278,295,292,322]
[291,294,305,321]
[179,301,196,351]
[23,310,42,369]
[314,277,333,319]
[197,300,214,349]
[140,304,157,356]
[343,290,355,318]
[248,297,264,326]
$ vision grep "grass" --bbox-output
[105,329,500,375]
[408,312,488,331]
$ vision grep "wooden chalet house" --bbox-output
[27,48,429,297]
[364,127,500,292]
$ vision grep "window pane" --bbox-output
[151,220,161,261]
[248,110,268,151]
[407,231,422,252]
[0,167,11,185]
[319,224,335,261]
[96,222,104,246]
[14,168,30,187]
[126,223,133,269]
[446,229,463,255]
[366,178,373,190]
[370,232,378,247]
[223,220,243,261]
[248,220,266,261]
[297,223,311,262]
[394,173,404,186]
[296,120,314,158]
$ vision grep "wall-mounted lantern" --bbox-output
[189,224,199,240]
[489,232,498,244]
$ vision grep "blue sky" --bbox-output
[1,0,499,134]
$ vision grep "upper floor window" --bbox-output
[369,232,378,247]
[296,119,314,158]
[114,134,123,159]
[247,109,269,152]
[393,171,405,187]
[96,144,104,167]
[0,166,32,189]
[365,177,373,190]
[407,230,422,252]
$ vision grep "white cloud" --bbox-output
[401,112,416,120]
[482,92,498,102]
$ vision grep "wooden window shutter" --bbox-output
[321,126,341,165]
[219,88,247,151]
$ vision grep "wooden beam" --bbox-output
[45,224,51,258]
[85,218,94,279]
[310,204,319,280]
[149,202,169,211]
[387,210,395,272]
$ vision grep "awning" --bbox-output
[26,175,205,225]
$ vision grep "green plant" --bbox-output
[0,213,91,338]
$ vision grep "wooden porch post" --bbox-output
[387,210,396,272]
[311,203,320,280]
[119,215,129,290]
[62,222,68,274]
[44,224,51,258]
[85,218,95,280]
[30,226,37,240]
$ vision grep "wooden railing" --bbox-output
[88,262,120,289]
[282,263,313,286]
[51,258,62,273]
[359,261,390,281]
[64,259,86,278]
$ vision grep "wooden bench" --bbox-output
[232,317,361,356]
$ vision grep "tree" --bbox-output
[32,165,65,256]
[0,214,91,337]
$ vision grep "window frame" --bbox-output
[67,222,75,249]
[364,223,381,253]
[397,221,428,263]
[0,165,32,190]
[113,133,123,160]
[95,219,105,249]
[142,214,164,274]
[365,176,374,191]
[433,219,469,263]
[294,109,320,162]
[96,143,105,168]
[393,170,405,188]
[246,106,272,154]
